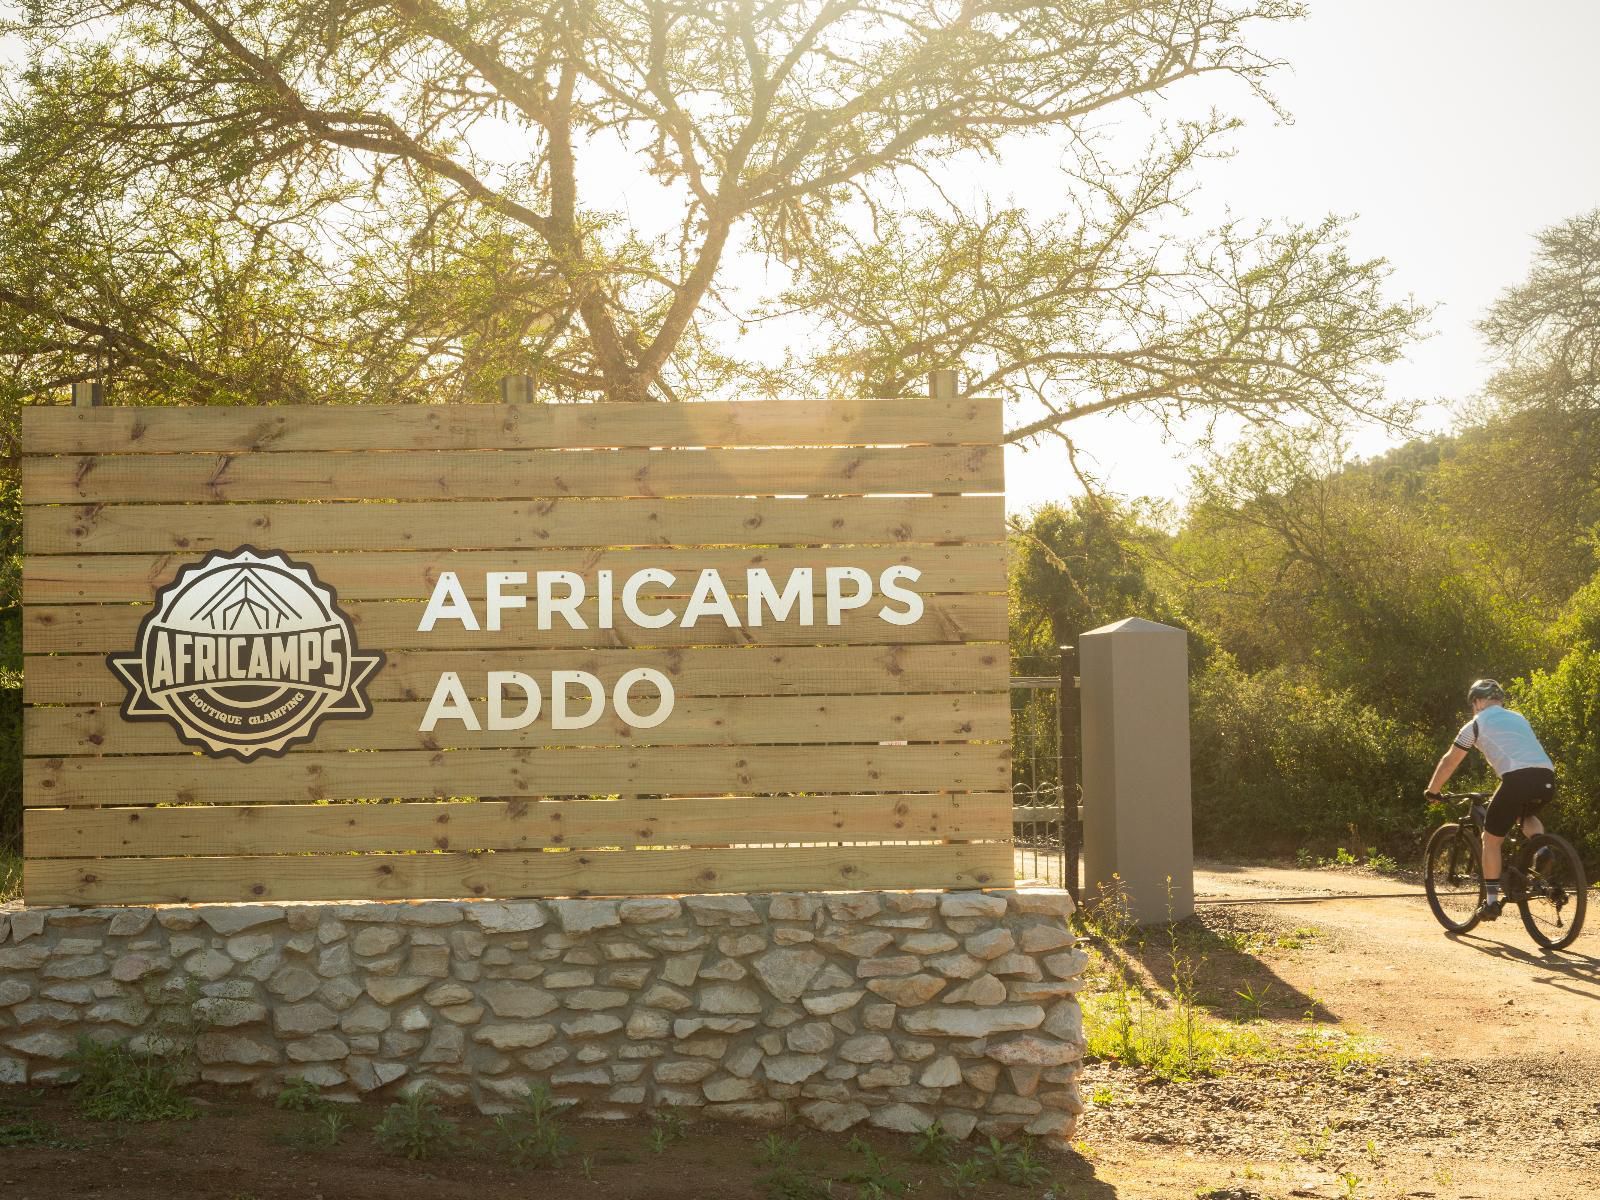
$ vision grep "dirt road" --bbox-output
[1072,862,1600,1199]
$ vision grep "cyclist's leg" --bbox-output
[1479,780,1519,915]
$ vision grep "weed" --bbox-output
[1233,981,1275,1022]
[841,1142,909,1196]
[648,1105,690,1154]
[0,1115,81,1148]
[68,1037,197,1122]
[1364,1138,1385,1166]
[0,850,19,905]
[281,1108,350,1152]
[1083,989,1268,1081]
[944,1158,986,1196]
[911,1120,958,1164]
[580,1155,595,1182]
[1364,848,1400,875]
[1089,1083,1116,1106]
[970,1135,1052,1187]
[373,1086,458,1161]
[487,1083,571,1170]
[1292,1124,1333,1161]
[758,1165,832,1200]
[758,1131,802,1166]
[1296,847,1315,868]
[274,1076,330,1113]
[1339,1171,1363,1197]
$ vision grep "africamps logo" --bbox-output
[108,547,384,759]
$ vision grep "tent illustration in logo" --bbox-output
[108,547,384,759]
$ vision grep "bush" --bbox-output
[68,1038,197,1122]
[1516,646,1600,870]
[1189,656,1436,858]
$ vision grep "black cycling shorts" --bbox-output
[1484,767,1555,837]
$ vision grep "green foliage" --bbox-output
[1189,656,1435,856]
[279,1108,350,1152]
[274,1076,329,1114]
[757,1165,832,1200]
[647,1106,690,1154]
[943,1157,987,1196]
[910,1120,958,1164]
[969,1135,1053,1188]
[68,1037,197,1123]
[486,1084,572,1170]
[1009,497,1180,662]
[1517,647,1600,866]
[840,1140,910,1197]
[373,1087,458,1161]
[756,1132,802,1167]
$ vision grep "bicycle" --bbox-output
[1423,791,1587,951]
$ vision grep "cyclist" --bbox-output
[1424,679,1555,921]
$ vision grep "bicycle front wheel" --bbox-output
[1425,822,1483,933]
[1517,832,1587,951]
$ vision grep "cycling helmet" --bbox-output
[1467,678,1506,703]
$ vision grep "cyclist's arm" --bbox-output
[1425,745,1468,796]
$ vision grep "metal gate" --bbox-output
[1010,647,1080,897]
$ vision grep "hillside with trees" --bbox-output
[1011,210,1600,868]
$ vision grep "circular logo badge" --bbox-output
[108,547,384,759]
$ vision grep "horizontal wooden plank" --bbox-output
[22,593,1005,655]
[22,398,1004,455]
[24,643,1007,705]
[26,693,1009,757]
[24,495,1002,555]
[26,793,1010,858]
[25,743,1012,807]
[23,843,1015,906]
[24,545,1006,604]
[23,445,1001,505]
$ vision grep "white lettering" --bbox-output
[747,567,812,627]
[825,566,873,625]
[552,670,605,729]
[621,569,677,629]
[612,667,675,729]
[876,564,924,625]
[420,671,480,730]
[487,670,541,730]
[486,571,527,631]
[419,572,479,631]
[537,570,587,630]
[682,568,741,627]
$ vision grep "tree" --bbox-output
[1008,497,1175,663]
[1174,428,1548,728]
[1,0,1423,455]
[1432,211,1600,610]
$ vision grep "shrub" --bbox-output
[68,1038,197,1122]
[373,1086,458,1160]
[1189,656,1436,857]
[1516,647,1600,869]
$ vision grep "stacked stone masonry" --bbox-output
[0,889,1086,1141]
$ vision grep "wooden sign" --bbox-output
[20,399,1012,904]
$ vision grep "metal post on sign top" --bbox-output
[1057,643,1082,902]
[499,374,535,404]
[927,369,960,400]
[72,380,104,407]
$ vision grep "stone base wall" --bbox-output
[0,889,1085,1141]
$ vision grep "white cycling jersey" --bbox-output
[1453,703,1553,777]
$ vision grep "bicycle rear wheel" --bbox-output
[1516,832,1587,951]
[1425,822,1483,933]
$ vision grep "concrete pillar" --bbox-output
[1079,618,1193,924]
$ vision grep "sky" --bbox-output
[1004,0,1600,513]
